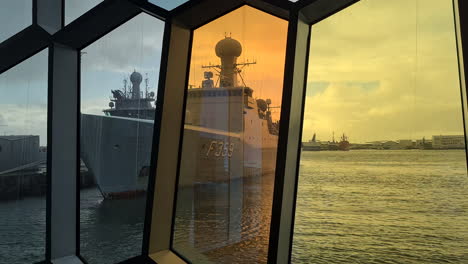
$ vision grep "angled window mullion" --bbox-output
[454,0,468,154]
[36,0,62,35]
[39,0,82,263]
[146,21,192,264]
[0,0,62,74]
[266,9,310,264]
[140,16,173,259]
[267,1,361,263]
[47,42,82,264]
[144,1,359,264]
[0,26,50,74]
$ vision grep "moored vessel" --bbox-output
[338,133,350,151]
[302,133,321,151]
[80,36,280,198]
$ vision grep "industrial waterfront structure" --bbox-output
[1,0,467,264]
[432,135,466,149]
[0,135,44,173]
[303,135,466,151]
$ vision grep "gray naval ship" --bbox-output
[80,36,279,199]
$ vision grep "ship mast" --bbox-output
[123,78,128,98]
[202,61,256,88]
[145,73,149,98]
[201,35,256,88]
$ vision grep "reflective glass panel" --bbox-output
[172,5,288,263]
[80,13,164,263]
[0,49,48,263]
[0,0,32,43]
[149,0,189,10]
[293,0,468,263]
[65,0,103,25]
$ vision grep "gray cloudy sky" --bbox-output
[0,2,165,145]
[80,13,164,116]
[0,50,48,145]
[0,0,31,43]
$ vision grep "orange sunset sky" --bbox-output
[187,1,465,144]
[189,5,288,119]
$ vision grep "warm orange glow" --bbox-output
[189,5,288,120]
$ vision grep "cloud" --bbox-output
[81,13,164,75]
[306,82,330,97]
[81,98,113,116]
[65,0,102,24]
[302,0,464,142]
[0,48,48,143]
[189,5,288,120]
[0,49,48,85]
[0,0,32,43]
[79,13,165,117]
[0,104,48,145]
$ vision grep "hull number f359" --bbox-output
[206,141,234,157]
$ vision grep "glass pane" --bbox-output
[65,0,103,25]
[0,49,48,263]
[0,0,32,43]
[172,5,288,263]
[79,13,164,263]
[293,0,468,263]
[149,0,189,10]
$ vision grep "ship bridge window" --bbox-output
[293,1,468,263]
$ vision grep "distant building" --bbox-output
[416,138,432,149]
[350,143,374,150]
[398,139,414,149]
[382,141,399,149]
[432,135,465,149]
[0,135,42,173]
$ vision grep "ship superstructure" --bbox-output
[179,36,279,186]
[81,71,157,198]
[80,36,280,198]
[103,71,156,120]
[302,132,350,151]
[302,133,321,151]
[338,133,350,151]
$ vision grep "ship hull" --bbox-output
[338,141,350,151]
[80,114,153,198]
[81,115,277,198]
[302,144,321,151]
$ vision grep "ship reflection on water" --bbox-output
[78,174,274,264]
[173,174,274,264]
[80,187,146,263]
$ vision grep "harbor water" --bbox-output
[0,150,467,263]
[293,150,468,264]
